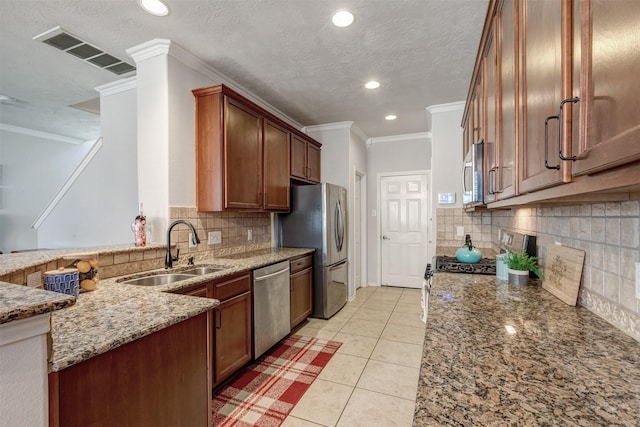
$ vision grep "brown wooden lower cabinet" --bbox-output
[48,313,209,427]
[214,291,252,385]
[290,255,313,328]
[174,273,253,390]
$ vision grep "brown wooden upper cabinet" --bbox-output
[463,0,640,207]
[570,0,640,176]
[291,133,321,183]
[193,84,305,212]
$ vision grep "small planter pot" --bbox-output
[508,269,529,285]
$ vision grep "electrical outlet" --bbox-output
[27,271,41,288]
[456,226,465,237]
[189,233,197,248]
[247,229,253,241]
[208,231,221,245]
[636,262,640,300]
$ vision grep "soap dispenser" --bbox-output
[455,234,482,263]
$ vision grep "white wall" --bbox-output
[427,102,465,257]
[305,122,368,299]
[0,130,92,253]
[365,133,432,285]
[38,84,138,248]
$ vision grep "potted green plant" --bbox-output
[505,250,544,285]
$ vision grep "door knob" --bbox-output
[382,235,390,240]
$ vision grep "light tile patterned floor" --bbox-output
[282,286,424,427]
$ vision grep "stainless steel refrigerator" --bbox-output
[275,183,348,319]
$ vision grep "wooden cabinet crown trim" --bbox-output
[192,84,322,149]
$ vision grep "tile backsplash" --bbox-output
[168,207,271,263]
[436,201,640,342]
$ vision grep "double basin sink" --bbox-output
[120,266,225,287]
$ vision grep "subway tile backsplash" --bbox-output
[436,201,640,342]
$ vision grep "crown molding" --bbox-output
[425,101,466,114]
[367,132,432,146]
[0,123,86,144]
[126,39,303,129]
[95,76,137,97]
[304,121,354,133]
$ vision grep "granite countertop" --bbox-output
[414,273,640,426]
[0,282,76,324]
[48,247,313,372]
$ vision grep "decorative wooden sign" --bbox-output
[542,244,586,306]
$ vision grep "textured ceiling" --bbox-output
[0,0,488,142]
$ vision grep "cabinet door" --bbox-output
[307,142,321,183]
[214,292,251,385]
[290,267,313,328]
[484,28,498,203]
[263,119,290,211]
[571,0,640,175]
[496,0,518,199]
[290,134,308,180]
[519,0,567,193]
[225,96,262,210]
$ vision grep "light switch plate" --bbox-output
[208,231,222,245]
[189,233,197,248]
[247,229,253,241]
[456,226,465,237]
[27,271,41,288]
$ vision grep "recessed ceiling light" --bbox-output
[385,115,397,121]
[332,10,354,27]
[138,0,169,16]
[365,81,380,89]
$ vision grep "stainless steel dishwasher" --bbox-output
[253,260,291,358]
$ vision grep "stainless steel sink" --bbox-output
[181,266,225,275]
[122,273,197,286]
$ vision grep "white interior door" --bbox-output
[380,174,429,288]
[354,173,362,289]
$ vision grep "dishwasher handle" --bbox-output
[254,267,290,282]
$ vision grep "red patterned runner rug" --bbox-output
[212,334,342,426]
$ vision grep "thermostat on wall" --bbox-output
[438,193,456,204]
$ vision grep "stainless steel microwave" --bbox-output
[462,140,484,207]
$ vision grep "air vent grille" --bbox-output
[34,26,136,76]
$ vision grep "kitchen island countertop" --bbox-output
[1,246,313,372]
[414,272,639,426]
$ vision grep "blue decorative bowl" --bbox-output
[44,268,80,297]
[455,247,482,263]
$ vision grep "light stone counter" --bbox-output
[48,247,313,372]
[414,272,640,426]
[0,282,75,323]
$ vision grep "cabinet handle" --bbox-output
[544,115,560,170]
[488,168,496,194]
[216,309,222,329]
[264,193,268,206]
[558,97,580,161]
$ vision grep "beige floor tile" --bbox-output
[304,316,349,332]
[290,379,353,427]
[295,324,338,340]
[387,311,427,328]
[393,301,423,315]
[332,332,378,358]
[336,388,415,427]
[356,360,419,400]
[370,339,423,368]
[335,306,358,318]
[398,293,421,304]
[318,353,368,386]
[351,307,392,323]
[367,292,402,303]
[360,298,397,312]
[339,319,386,338]
[380,322,425,345]
[281,415,327,427]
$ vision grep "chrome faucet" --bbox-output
[165,220,200,269]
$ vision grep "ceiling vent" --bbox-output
[33,26,136,76]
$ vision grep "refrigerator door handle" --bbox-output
[335,199,345,252]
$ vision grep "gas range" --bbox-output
[434,256,496,275]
